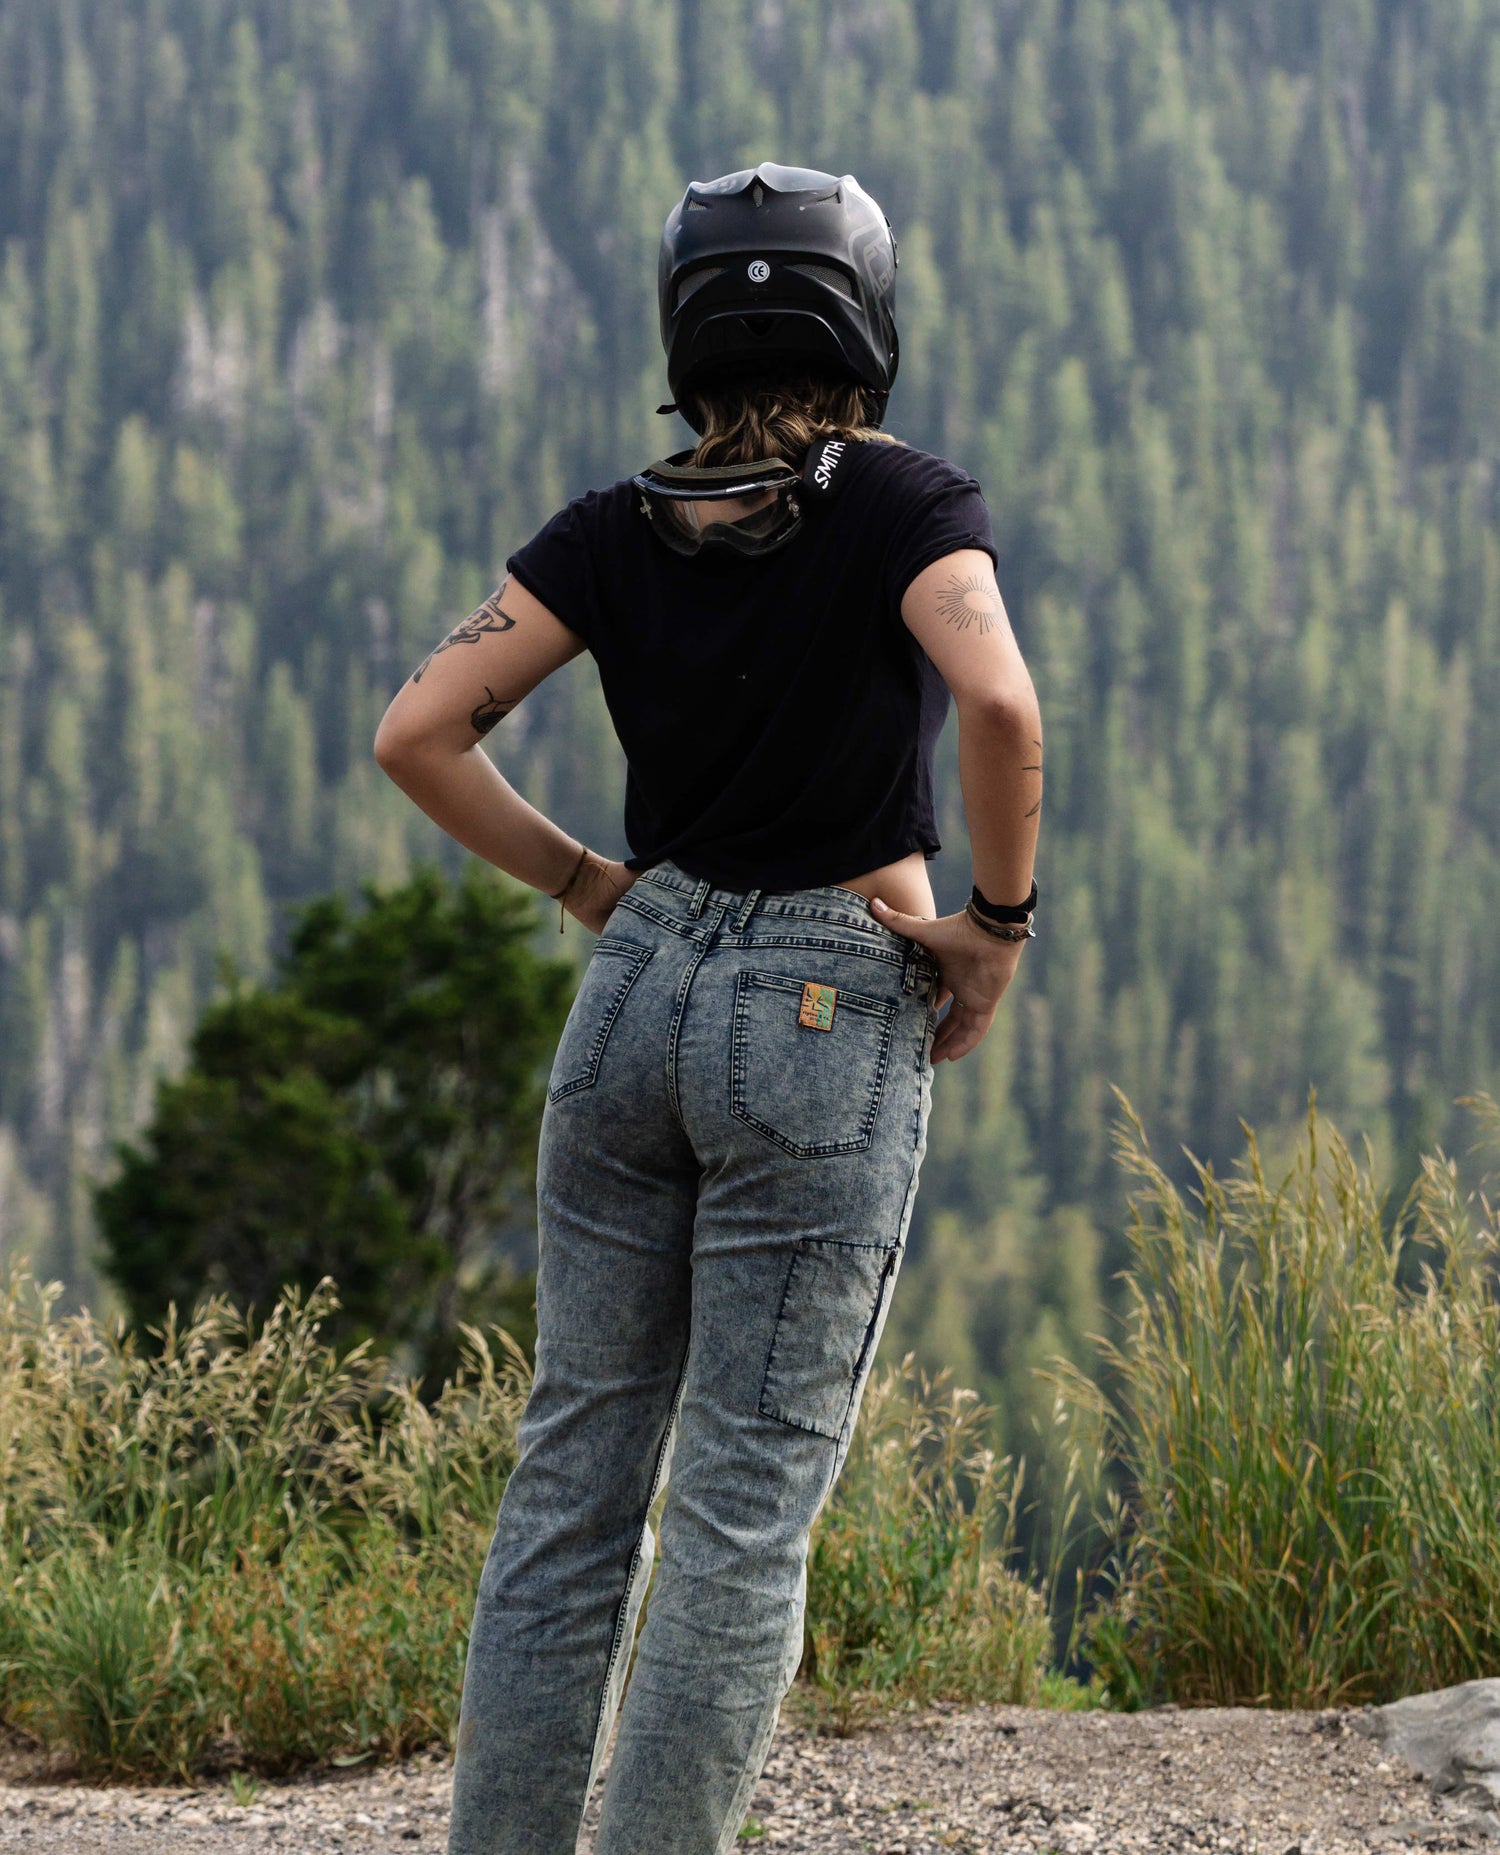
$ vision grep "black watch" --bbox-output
[970,877,1038,925]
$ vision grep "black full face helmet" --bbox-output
[657,162,899,432]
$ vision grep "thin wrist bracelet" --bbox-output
[964,897,1035,943]
[970,876,1038,925]
[550,844,591,933]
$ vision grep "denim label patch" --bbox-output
[798,982,838,1031]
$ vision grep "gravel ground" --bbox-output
[0,1699,1490,1853]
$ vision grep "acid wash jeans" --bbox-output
[447,860,940,1855]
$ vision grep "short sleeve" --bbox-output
[878,453,998,618]
[505,497,603,648]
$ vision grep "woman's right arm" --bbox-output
[373,574,632,930]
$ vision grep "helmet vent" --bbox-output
[751,180,765,207]
[675,266,726,308]
[790,262,856,301]
[686,196,711,211]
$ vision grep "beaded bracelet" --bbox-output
[550,844,591,933]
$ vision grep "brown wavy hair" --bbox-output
[685,369,902,468]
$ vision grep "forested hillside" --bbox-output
[3,0,1499,1450]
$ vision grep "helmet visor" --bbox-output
[633,455,803,557]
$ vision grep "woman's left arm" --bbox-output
[374,575,631,930]
[869,546,1043,1061]
[899,547,1042,911]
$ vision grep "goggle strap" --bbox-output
[801,435,853,500]
[634,453,800,500]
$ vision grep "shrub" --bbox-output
[94,865,571,1381]
[0,1273,527,1777]
[1057,1093,1500,1708]
[800,1355,1052,1732]
[0,1272,1066,1775]
[193,1525,478,1771]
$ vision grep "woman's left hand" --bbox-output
[869,897,1028,1063]
[565,853,640,936]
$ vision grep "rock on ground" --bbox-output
[0,1698,1490,1853]
[1360,1679,1500,1819]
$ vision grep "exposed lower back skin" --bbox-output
[833,848,935,919]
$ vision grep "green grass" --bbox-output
[800,1357,1052,1732]
[1056,1090,1500,1709]
[10,1089,1499,1778]
[0,1273,1060,1777]
[0,1277,526,1777]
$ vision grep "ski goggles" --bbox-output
[632,453,804,557]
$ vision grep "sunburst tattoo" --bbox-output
[936,572,1000,634]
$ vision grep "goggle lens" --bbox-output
[633,456,804,557]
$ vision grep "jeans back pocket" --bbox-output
[546,940,653,1104]
[730,969,898,1157]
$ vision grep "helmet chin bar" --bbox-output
[632,453,805,558]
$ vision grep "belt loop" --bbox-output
[686,878,712,920]
[728,887,762,933]
[900,942,919,994]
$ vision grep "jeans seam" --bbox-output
[546,943,653,1104]
[839,1247,901,1440]
[665,935,715,1136]
[734,919,908,956]
[617,891,718,943]
[823,1127,925,1491]
[735,970,893,1015]
[629,886,916,952]
[589,1347,689,1774]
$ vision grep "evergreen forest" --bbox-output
[3,0,1500,1455]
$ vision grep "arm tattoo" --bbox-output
[471,686,517,736]
[936,571,1001,634]
[1016,738,1038,819]
[411,583,517,683]
[1023,737,1042,818]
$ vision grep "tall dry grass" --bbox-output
[801,1358,1055,1731]
[14,1080,1500,1774]
[0,1274,1059,1776]
[1058,1092,1500,1709]
[0,1276,528,1776]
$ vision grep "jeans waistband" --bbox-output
[627,860,938,984]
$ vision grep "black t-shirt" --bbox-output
[505,438,997,891]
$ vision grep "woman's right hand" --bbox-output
[564,853,640,936]
[868,897,1028,1063]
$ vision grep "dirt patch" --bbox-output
[0,1701,1488,1852]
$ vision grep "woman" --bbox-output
[375,161,1042,1855]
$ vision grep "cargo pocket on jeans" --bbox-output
[760,1237,901,1441]
[546,940,653,1104]
[730,971,898,1157]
